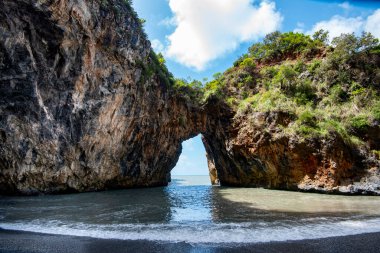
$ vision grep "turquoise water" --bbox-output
[1,175,380,243]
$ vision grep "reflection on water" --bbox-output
[167,176,214,223]
[0,186,173,224]
[1,175,380,243]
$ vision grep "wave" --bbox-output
[2,218,380,243]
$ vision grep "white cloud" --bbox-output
[165,0,283,70]
[309,15,364,39]
[151,39,165,53]
[308,9,380,40]
[365,9,380,38]
[338,1,352,11]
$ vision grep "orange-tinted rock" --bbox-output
[206,111,380,194]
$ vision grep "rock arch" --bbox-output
[0,0,232,194]
[1,0,379,195]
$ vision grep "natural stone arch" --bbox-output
[0,0,214,194]
[0,0,378,195]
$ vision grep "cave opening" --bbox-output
[170,134,211,185]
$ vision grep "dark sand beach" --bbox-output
[1,229,380,253]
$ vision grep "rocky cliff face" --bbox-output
[204,111,380,194]
[201,31,380,195]
[1,0,379,195]
[0,0,214,194]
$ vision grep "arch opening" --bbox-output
[171,134,213,185]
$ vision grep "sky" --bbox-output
[132,0,380,175]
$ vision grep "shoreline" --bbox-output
[1,229,380,253]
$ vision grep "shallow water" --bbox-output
[1,175,380,243]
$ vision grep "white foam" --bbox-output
[2,218,380,244]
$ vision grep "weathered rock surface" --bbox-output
[0,0,214,194]
[204,110,380,194]
[0,0,379,195]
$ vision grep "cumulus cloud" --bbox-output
[309,16,364,39]
[365,9,380,38]
[308,9,380,40]
[165,0,283,70]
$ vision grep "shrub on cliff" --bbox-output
[173,78,204,104]
[204,31,380,146]
[349,115,371,131]
[319,32,380,87]
[247,30,326,63]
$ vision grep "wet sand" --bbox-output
[1,229,380,253]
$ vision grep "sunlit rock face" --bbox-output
[204,110,380,195]
[0,0,209,194]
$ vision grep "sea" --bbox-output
[1,175,380,244]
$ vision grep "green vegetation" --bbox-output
[137,51,174,89]
[246,30,327,63]
[373,150,380,159]
[373,102,380,121]
[145,29,379,145]
[172,78,204,103]
[201,31,380,144]
[139,18,146,25]
[349,115,370,131]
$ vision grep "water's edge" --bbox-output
[1,176,380,244]
[1,228,380,253]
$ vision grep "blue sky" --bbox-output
[132,0,380,175]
